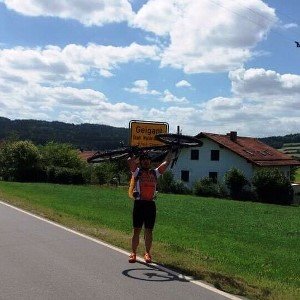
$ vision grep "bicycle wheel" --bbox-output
[87,149,129,163]
[154,133,203,147]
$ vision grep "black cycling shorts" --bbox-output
[132,200,156,230]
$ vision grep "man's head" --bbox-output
[139,152,151,169]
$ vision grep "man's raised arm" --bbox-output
[157,151,173,174]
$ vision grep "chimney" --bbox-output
[228,131,237,142]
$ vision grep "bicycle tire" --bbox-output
[155,133,203,147]
[87,149,129,163]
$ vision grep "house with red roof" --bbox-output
[171,131,300,187]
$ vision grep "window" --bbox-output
[181,170,190,182]
[209,172,218,183]
[211,150,219,161]
[191,149,199,160]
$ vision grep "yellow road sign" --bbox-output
[129,120,169,147]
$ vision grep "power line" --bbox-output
[245,0,300,26]
[207,0,298,45]
[238,0,299,31]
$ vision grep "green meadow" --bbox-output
[0,182,299,300]
[295,167,300,182]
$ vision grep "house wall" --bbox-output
[170,138,291,188]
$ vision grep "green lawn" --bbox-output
[0,182,299,300]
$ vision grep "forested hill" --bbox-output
[259,134,300,149]
[0,117,129,150]
[0,117,299,150]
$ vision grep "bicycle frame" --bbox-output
[87,133,203,166]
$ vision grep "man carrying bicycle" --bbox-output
[86,132,202,263]
[127,151,173,263]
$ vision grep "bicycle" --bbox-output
[87,133,203,168]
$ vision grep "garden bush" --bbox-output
[157,171,191,194]
[224,168,249,200]
[252,168,293,205]
[93,162,123,185]
[193,177,226,198]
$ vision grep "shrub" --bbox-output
[157,171,175,193]
[157,171,191,194]
[93,162,120,185]
[290,166,298,182]
[252,168,294,205]
[40,142,88,185]
[171,180,191,194]
[40,142,83,169]
[0,140,41,182]
[46,166,85,184]
[193,177,225,198]
[224,168,249,200]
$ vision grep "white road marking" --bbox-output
[0,200,242,300]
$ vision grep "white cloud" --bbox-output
[229,68,300,101]
[154,68,300,136]
[161,90,189,104]
[1,66,299,137]
[2,0,134,26]
[195,67,300,136]
[125,80,160,95]
[125,82,189,104]
[133,0,277,73]
[282,23,298,29]
[0,43,159,85]
[2,0,279,75]
[132,1,178,35]
[0,82,142,127]
[0,45,148,127]
[176,80,191,88]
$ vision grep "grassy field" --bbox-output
[0,182,299,300]
[295,167,300,182]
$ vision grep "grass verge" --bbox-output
[0,181,299,299]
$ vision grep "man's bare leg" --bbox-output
[129,228,142,263]
[132,227,142,253]
[144,228,153,263]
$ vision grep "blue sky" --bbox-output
[0,0,299,137]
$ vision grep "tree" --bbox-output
[224,168,249,200]
[0,140,41,181]
[39,142,87,184]
[40,142,83,169]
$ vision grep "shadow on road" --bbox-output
[122,262,189,282]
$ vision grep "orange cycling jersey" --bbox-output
[131,168,159,201]
[128,158,169,201]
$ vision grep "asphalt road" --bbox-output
[0,201,241,300]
